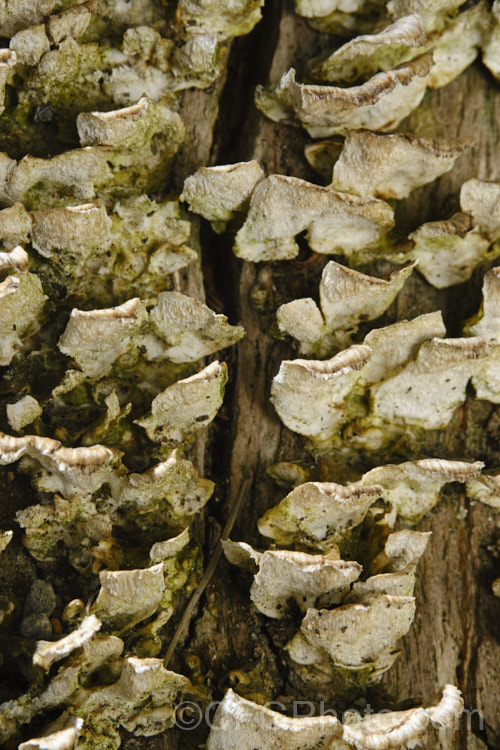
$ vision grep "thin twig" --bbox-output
[163,477,251,668]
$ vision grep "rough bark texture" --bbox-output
[165,4,500,750]
[2,2,500,750]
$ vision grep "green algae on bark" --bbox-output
[0,3,261,746]
[0,265,47,366]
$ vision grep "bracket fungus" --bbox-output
[382,528,432,569]
[26,196,198,303]
[345,529,432,602]
[148,291,245,363]
[420,1,490,89]
[135,360,228,445]
[180,160,265,232]
[462,266,500,402]
[58,293,243,379]
[0,266,47,365]
[58,298,144,379]
[177,0,264,38]
[234,174,394,261]
[309,14,428,85]
[109,197,198,290]
[308,1,489,88]
[370,336,489,429]
[92,564,166,630]
[11,442,212,567]
[0,98,185,209]
[0,528,13,552]
[297,9,385,37]
[288,593,415,684]
[0,228,31,258]
[293,0,384,31]
[295,0,482,37]
[257,480,383,549]
[331,129,471,199]
[0,48,16,115]
[33,615,102,671]
[207,688,343,750]
[0,148,110,208]
[406,213,495,289]
[467,470,500,510]
[149,527,191,563]
[460,178,500,239]
[77,98,172,151]
[223,541,362,617]
[207,686,463,750]
[304,139,344,182]
[341,684,464,749]
[18,714,84,750]
[31,201,112,262]
[0,622,193,749]
[360,458,484,520]
[271,344,371,441]
[271,308,495,453]
[45,2,94,45]
[387,1,465,32]
[255,55,433,138]
[0,1,57,37]
[467,252,500,338]
[277,260,415,354]
[0,431,120,496]
[287,594,416,682]
[357,310,446,386]
[119,456,214,524]
[9,24,50,67]
[17,493,114,569]
[482,0,500,79]
[6,394,43,431]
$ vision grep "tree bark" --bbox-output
[164,4,500,750]
[1,3,500,750]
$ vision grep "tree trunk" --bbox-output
[168,5,500,750]
[1,3,499,750]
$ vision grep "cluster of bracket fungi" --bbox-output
[1,0,500,749]
[0,1,253,748]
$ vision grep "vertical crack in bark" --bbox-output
[164,478,251,668]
